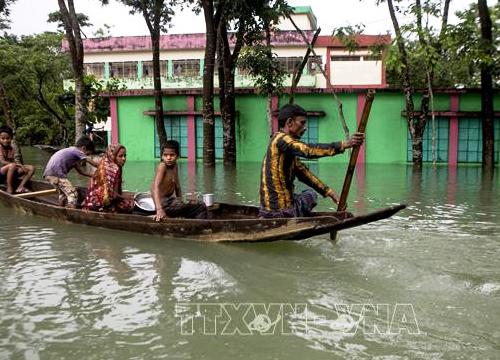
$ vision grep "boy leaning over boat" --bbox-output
[43,136,96,208]
[259,104,364,218]
[151,140,207,222]
[0,126,35,194]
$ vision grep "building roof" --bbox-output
[73,31,317,53]
[72,32,390,53]
[316,34,392,48]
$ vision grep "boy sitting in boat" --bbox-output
[43,136,96,208]
[0,126,35,194]
[151,140,207,221]
[259,104,364,218]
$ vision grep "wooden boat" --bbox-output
[0,180,405,242]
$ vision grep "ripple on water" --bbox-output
[171,258,239,302]
[475,283,500,296]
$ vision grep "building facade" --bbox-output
[72,6,499,164]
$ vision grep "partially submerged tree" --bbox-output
[200,0,223,166]
[477,0,495,169]
[51,0,89,142]
[110,0,176,151]
[216,0,290,165]
[378,0,452,165]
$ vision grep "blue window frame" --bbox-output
[195,116,223,159]
[302,116,319,144]
[407,118,449,162]
[458,118,499,163]
[154,116,188,158]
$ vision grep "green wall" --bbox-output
[118,96,191,160]
[118,97,155,161]
[115,91,499,163]
[366,93,407,163]
[235,95,269,162]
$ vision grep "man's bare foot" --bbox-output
[6,187,14,194]
[15,187,30,194]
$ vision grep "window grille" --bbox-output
[330,55,361,61]
[196,116,223,159]
[277,57,303,74]
[458,118,499,163]
[172,59,201,77]
[142,61,168,78]
[109,61,138,79]
[301,117,319,161]
[154,116,189,158]
[84,63,104,78]
[407,118,449,162]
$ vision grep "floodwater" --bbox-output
[1,148,499,359]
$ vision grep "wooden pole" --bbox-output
[14,189,57,199]
[337,90,375,211]
[330,90,375,241]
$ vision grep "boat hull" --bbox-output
[0,181,405,242]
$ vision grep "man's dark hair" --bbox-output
[75,136,95,153]
[278,104,307,128]
[161,140,180,156]
[0,126,14,137]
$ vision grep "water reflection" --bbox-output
[0,148,499,359]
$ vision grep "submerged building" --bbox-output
[74,6,499,164]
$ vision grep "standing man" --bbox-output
[259,104,364,218]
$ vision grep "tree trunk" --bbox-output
[267,94,273,135]
[265,23,274,136]
[74,75,86,141]
[201,0,219,166]
[387,0,421,164]
[478,0,494,169]
[217,18,237,165]
[57,0,86,143]
[152,30,167,149]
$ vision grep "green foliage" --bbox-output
[0,32,126,145]
[0,32,71,145]
[47,11,92,31]
[238,45,286,95]
[383,1,499,88]
[0,0,16,30]
[233,0,291,97]
[113,0,177,33]
[332,25,367,53]
[444,2,500,87]
[93,24,113,38]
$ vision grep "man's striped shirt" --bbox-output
[259,131,344,212]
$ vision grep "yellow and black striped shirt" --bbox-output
[259,132,344,212]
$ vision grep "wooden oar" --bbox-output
[331,90,375,240]
[14,188,57,199]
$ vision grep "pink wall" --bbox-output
[326,48,331,88]
[357,93,366,163]
[448,94,460,165]
[187,96,196,161]
[110,97,119,144]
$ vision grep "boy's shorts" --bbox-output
[45,176,79,206]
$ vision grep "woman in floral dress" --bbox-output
[82,144,134,213]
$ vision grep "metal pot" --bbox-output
[134,192,156,212]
